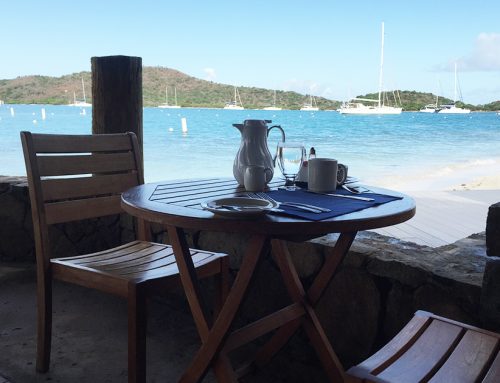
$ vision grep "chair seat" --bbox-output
[347,310,500,383]
[51,240,227,296]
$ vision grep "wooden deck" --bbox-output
[371,190,499,248]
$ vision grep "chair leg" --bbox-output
[36,275,52,372]
[213,257,238,382]
[214,256,230,319]
[128,284,147,383]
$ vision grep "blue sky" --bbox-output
[1,0,499,104]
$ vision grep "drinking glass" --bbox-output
[277,142,306,190]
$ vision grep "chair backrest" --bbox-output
[21,131,143,262]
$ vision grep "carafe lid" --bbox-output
[243,119,272,126]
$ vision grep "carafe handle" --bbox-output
[267,125,285,167]
[267,125,285,142]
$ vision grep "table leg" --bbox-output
[168,225,213,337]
[168,225,237,382]
[252,232,357,380]
[168,225,270,383]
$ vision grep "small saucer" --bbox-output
[201,197,278,218]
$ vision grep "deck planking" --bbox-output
[371,190,499,248]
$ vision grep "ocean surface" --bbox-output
[1,104,499,190]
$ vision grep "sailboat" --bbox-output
[158,86,181,109]
[420,93,441,113]
[300,95,319,111]
[438,63,470,114]
[420,103,439,113]
[263,90,282,110]
[224,87,244,110]
[68,77,92,107]
[339,22,402,115]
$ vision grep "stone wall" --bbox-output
[0,177,33,261]
[1,176,498,368]
[0,177,136,262]
[487,202,500,257]
[194,230,489,366]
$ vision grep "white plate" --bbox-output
[201,197,278,217]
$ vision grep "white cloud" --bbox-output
[203,67,216,81]
[461,33,500,71]
[432,33,500,73]
[282,78,329,96]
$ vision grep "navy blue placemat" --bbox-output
[266,189,402,221]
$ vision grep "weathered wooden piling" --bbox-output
[91,55,143,167]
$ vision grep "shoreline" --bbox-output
[2,103,500,113]
[370,157,500,192]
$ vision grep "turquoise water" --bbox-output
[1,104,499,186]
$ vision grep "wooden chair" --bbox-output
[347,310,500,382]
[20,131,229,383]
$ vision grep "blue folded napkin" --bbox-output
[266,188,402,221]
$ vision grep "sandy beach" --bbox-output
[372,157,500,192]
[368,157,499,247]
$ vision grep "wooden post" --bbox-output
[91,55,143,167]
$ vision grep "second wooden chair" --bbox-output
[21,131,229,383]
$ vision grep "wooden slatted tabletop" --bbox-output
[122,178,416,237]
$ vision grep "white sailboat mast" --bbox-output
[453,62,458,104]
[378,22,385,108]
[174,87,178,106]
[235,86,243,107]
[165,86,169,105]
[81,77,87,103]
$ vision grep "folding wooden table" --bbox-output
[121,178,415,382]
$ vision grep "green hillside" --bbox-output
[0,67,339,110]
[0,66,498,111]
[478,100,500,111]
[353,90,484,112]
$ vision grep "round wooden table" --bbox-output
[121,178,415,383]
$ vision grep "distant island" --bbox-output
[0,66,499,111]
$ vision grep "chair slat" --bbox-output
[118,251,214,275]
[483,350,500,383]
[428,330,499,383]
[30,133,133,153]
[78,244,175,268]
[101,252,177,273]
[355,313,431,374]
[124,252,225,282]
[45,195,122,224]
[51,262,131,297]
[37,152,136,176]
[377,319,463,383]
[54,241,151,261]
[41,173,139,202]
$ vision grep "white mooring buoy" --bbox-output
[181,117,188,133]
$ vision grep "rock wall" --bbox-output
[195,230,488,366]
[487,202,500,257]
[0,177,136,262]
[1,176,498,368]
[0,177,33,261]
